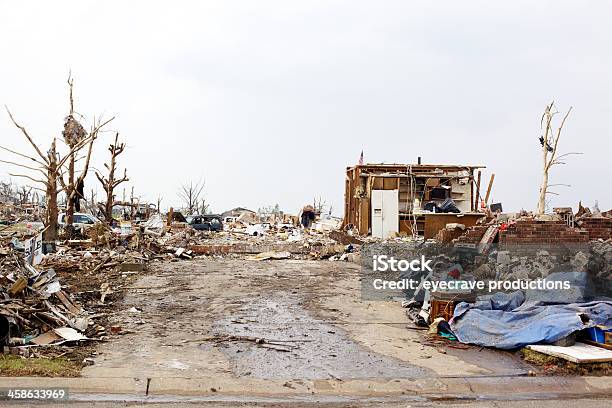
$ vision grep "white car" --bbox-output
[57,212,100,229]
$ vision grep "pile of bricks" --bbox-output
[578,217,612,240]
[435,227,466,244]
[498,219,589,245]
[453,224,491,245]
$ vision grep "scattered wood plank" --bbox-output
[478,224,498,254]
[55,290,82,315]
[484,173,495,205]
[581,339,612,351]
[527,342,612,363]
[8,277,27,297]
[329,230,364,246]
[259,343,292,352]
[90,255,112,273]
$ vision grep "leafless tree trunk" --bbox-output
[17,185,32,204]
[46,139,60,239]
[536,102,577,214]
[130,186,136,219]
[0,180,15,202]
[2,76,112,240]
[0,111,91,240]
[60,75,106,228]
[179,180,205,215]
[95,132,128,223]
[156,196,163,214]
[313,197,327,215]
[199,198,210,215]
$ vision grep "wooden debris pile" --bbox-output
[0,253,93,351]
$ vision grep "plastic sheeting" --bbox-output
[450,290,612,349]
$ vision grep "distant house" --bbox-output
[221,207,258,224]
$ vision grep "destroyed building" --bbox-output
[343,163,487,238]
[221,207,258,223]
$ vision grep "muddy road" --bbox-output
[82,259,530,395]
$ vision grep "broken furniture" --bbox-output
[343,163,486,238]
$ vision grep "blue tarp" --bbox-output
[450,291,612,349]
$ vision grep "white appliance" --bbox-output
[371,189,399,238]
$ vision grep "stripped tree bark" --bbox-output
[2,108,97,240]
[61,74,88,227]
[95,132,128,223]
[536,102,577,214]
[1,77,113,240]
[60,76,112,232]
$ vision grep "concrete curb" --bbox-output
[0,375,610,401]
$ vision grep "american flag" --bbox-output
[358,150,364,165]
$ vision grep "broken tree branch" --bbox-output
[0,145,48,167]
[4,106,49,164]
[8,173,47,186]
[0,159,47,175]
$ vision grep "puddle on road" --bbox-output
[211,293,431,380]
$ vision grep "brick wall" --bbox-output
[578,217,612,240]
[453,217,610,250]
[498,219,589,245]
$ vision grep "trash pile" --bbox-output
[394,206,612,364]
[0,255,93,354]
[0,221,182,357]
[0,215,172,356]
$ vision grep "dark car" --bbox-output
[186,214,223,231]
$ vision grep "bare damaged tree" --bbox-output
[2,75,113,239]
[1,108,105,240]
[313,197,327,215]
[60,74,97,227]
[17,185,32,205]
[536,102,579,214]
[89,189,96,212]
[95,132,129,223]
[198,197,210,215]
[178,180,205,215]
[0,180,14,202]
[156,196,163,214]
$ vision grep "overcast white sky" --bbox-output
[0,1,610,215]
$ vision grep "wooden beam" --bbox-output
[470,170,474,212]
[484,174,495,206]
[474,171,481,210]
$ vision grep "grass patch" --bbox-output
[0,355,80,377]
[521,348,612,375]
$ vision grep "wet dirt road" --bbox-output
[82,258,532,395]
